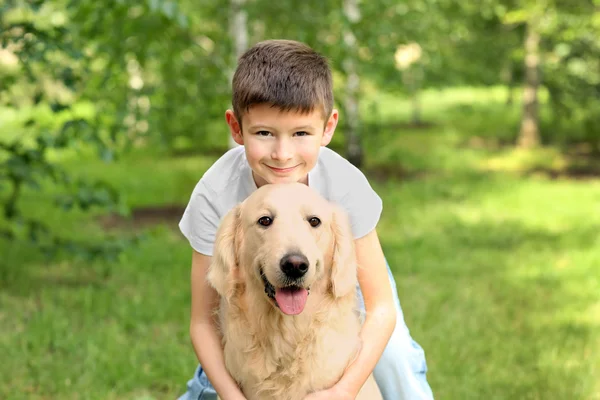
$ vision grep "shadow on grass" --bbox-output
[98,204,186,231]
[527,162,600,180]
[0,239,110,297]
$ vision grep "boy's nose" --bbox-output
[272,139,293,161]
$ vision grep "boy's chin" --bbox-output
[264,175,308,185]
[268,177,303,185]
[253,171,309,187]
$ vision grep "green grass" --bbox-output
[379,175,600,399]
[1,87,599,399]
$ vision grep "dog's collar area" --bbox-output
[260,269,311,308]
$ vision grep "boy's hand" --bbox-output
[303,385,355,400]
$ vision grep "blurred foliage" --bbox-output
[0,0,599,257]
[541,5,600,147]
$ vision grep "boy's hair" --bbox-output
[232,39,334,126]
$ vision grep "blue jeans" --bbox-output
[178,262,434,400]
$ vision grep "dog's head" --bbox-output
[207,182,357,315]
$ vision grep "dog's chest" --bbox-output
[222,314,360,400]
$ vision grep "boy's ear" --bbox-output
[225,109,244,145]
[321,109,339,146]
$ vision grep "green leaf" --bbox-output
[25,179,41,191]
[502,10,530,26]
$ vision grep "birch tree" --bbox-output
[342,0,362,167]
[518,19,541,148]
[228,0,248,149]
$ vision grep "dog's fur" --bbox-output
[207,183,382,400]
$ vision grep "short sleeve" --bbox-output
[339,170,383,239]
[178,180,221,256]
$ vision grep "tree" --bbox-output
[0,0,133,258]
[0,0,227,257]
[341,0,363,167]
[518,19,541,148]
[395,43,424,125]
[500,0,599,148]
[228,0,248,149]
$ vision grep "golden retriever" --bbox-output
[207,182,382,400]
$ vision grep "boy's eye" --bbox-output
[294,131,309,137]
[256,131,272,137]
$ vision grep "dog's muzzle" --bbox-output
[260,268,311,299]
[260,257,311,316]
[261,269,276,300]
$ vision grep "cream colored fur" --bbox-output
[207,183,382,400]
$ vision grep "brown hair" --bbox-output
[232,40,333,126]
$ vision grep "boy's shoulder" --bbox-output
[317,147,369,181]
[318,146,360,172]
[314,147,374,197]
[316,147,382,238]
[200,145,248,193]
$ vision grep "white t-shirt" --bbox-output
[179,146,383,256]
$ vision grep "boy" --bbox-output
[178,39,434,400]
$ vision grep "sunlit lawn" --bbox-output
[1,87,599,399]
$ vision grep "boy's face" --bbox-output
[225,103,338,188]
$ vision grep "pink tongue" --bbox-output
[275,287,308,315]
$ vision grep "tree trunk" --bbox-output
[403,68,421,125]
[342,0,363,167]
[228,0,248,149]
[501,60,514,106]
[517,22,541,148]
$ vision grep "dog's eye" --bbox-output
[258,216,273,227]
[308,217,321,227]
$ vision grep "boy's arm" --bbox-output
[189,250,247,400]
[307,228,397,399]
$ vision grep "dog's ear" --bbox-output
[207,205,241,299]
[330,205,358,298]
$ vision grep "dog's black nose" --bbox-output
[280,253,309,279]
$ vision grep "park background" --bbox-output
[1,0,599,399]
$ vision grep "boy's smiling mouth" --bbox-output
[266,165,300,173]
